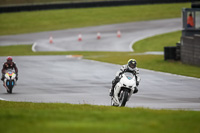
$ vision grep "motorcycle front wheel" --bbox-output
[7,86,13,94]
[119,90,129,107]
[6,80,14,94]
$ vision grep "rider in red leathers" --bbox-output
[1,56,18,87]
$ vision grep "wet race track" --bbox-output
[0,56,200,110]
[0,18,200,110]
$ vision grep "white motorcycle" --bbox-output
[111,72,137,107]
[3,69,17,94]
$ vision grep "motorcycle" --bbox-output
[110,72,137,107]
[3,69,16,94]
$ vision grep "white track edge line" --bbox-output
[32,42,37,52]
[0,97,6,101]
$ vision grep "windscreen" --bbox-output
[124,72,134,80]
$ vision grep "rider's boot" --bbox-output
[3,82,9,91]
[109,77,119,96]
[1,75,4,81]
[110,76,121,96]
[109,85,114,96]
[3,82,6,87]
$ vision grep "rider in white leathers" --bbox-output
[110,59,141,96]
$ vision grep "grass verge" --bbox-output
[0,45,200,78]
[133,31,181,52]
[0,100,200,133]
[0,3,190,35]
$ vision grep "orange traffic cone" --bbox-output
[117,30,121,38]
[78,34,82,41]
[97,32,101,39]
[49,36,53,44]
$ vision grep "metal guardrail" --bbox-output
[0,0,198,13]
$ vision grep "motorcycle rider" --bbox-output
[110,59,140,96]
[1,56,18,87]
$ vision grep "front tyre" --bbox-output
[7,89,12,94]
[6,80,14,94]
[119,90,129,107]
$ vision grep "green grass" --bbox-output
[0,3,190,35]
[88,53,200,78]
[0,3,199,133]
[0,45,200,78]
[133,31,182,52]
[0,100,200,133]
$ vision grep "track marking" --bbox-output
[32,42,37,52]
[66,55,83,59]
[0,97,6,101]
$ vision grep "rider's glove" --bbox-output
[119,72,123,76]
[115,76,120,82]
[133,70,137,75]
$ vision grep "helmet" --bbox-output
[127,59,137,71]
[7,56,13,62]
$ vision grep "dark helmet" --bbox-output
[127,59,137,71]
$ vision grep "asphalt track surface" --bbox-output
[1,18,200,110]
[0,56,200,110]
[0,18,181,52]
